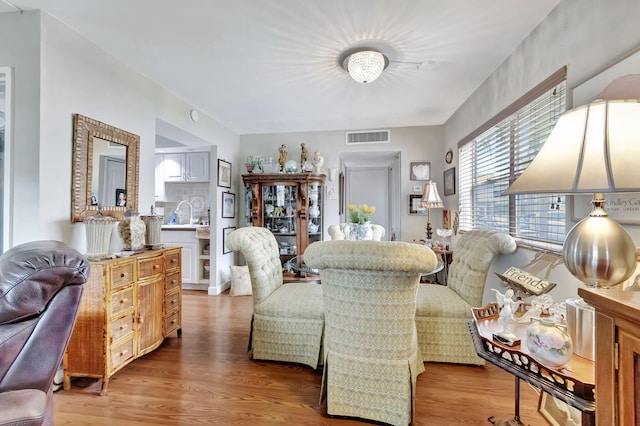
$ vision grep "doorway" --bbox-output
[341,151,401,241]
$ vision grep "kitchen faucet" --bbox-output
[175,200,195,225]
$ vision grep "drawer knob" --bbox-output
[171,259,177,263]
[154,265,160,269]
[119,349,129,357]
[120,298,128,304]
[119,324,128,331]
[120,273,126,278]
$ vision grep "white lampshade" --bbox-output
[504,100,640,194]
[505,98,640,288]
[420,181,443,209]
[347,50,386,84]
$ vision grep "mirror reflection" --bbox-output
[90,137,126,207]
[71,114,139,222]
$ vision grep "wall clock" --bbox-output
[445,149,453,164]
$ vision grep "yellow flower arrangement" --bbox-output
[348,203,376,225]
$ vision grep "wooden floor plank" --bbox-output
[54,290,547,425]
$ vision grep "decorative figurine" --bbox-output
[300,143,308,168]
[278,144,287,172]
[492,288,522,341]
[310,150,324,174]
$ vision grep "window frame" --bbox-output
[457,68,568,249]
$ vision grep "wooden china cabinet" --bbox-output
[242,172,325,270]
[578,287,640,425]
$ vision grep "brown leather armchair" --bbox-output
[0,240,89,426]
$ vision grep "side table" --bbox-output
[431,247,453,285]
[469,303,595,425]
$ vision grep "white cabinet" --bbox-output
[154,154,166,201]
[162,230,203,290]
[185,152,209,182]
[162,152,209,182]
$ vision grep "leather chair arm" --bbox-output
[0,389,46,426]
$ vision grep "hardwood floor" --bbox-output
[54,290,548,425]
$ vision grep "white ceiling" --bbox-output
[2,0,559,135]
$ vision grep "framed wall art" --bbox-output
[222,191,235,218]
[444,167,456,196]
[222,226,236,254]
[408,194,427,215]
[410,162,431,181]
[217,159,232,188]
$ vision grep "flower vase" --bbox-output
[526,317,573,368]
[349,222,373,240]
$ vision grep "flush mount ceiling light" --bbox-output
[340,48,390,84]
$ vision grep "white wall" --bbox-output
[1,11,240,294]
[240,125,444,242]
[0,12,41,245]
[445,0,640,304]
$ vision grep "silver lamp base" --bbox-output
[563,196,636,288]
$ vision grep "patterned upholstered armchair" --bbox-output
[225,227,324,369]
[415,230,517,365]
[304,240,437,425]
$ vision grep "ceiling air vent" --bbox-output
[346,129,390,145]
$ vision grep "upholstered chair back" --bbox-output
[327,223,385,241]
[225,227,283,305]
[447,230,518,306]
[304,240,436,425]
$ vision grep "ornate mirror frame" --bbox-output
[71,114,140,222]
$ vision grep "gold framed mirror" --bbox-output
[71,114,140,222]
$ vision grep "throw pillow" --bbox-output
[229,265,252,296]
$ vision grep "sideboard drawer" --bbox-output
[164,290,181,313]
[138,255,164,279]
[110,337,134,372]
[165,250,181,272]
[165,270,181,292]
[164,310,181,336]
[111,262,135,290]
[110,312,134,342]
[111,287,134,317]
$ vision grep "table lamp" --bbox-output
[420,181,443,247]
[504,76,640,288]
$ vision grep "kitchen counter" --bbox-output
[161,224,209,231]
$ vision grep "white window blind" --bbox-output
[459,78,567,244]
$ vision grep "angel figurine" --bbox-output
[492,288,522,340]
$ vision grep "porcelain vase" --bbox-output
[349,222,372,240]
[526,317,573,368]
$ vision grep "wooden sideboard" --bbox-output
[63,247,182,394]
[579,287,640,426]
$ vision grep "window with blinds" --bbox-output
[458,76,567,245]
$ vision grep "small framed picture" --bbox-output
[444,167,456,196]
[408,194,427,215]
[217,159,232,188]
[222,227,236,254]
[115,188,127,207]
[222,191,235,218]
[538,391,582,426]
[410,161,431,181]
[442,209,451,229]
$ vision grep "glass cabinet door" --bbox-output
[263,183,298,262]
[308,182,322,245]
